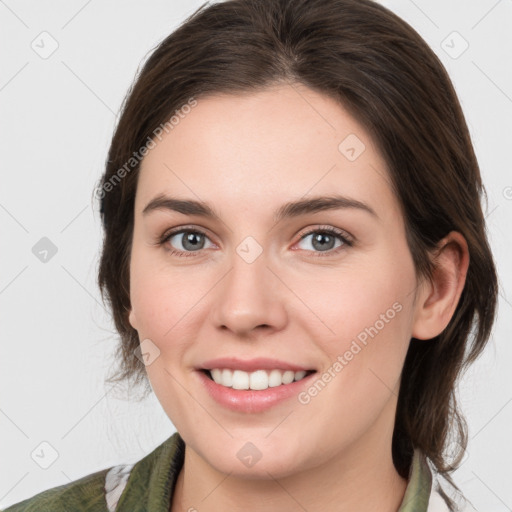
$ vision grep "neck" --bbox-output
[171,408,408,512]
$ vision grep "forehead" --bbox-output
[136,84,397,222]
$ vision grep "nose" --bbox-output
[209,248,288,338]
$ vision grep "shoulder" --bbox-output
[1,432,184,512]
[1,468,111,512]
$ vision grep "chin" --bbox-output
[192,435,306,479]
[215,453,303,480]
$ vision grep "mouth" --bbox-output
[200,368,316,391]
[195,357,318,412]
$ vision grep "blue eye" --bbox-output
[159,225,353,258]
[295,226,352,256]
[161,228,214,257]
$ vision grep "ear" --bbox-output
[128,307,138,331]
[412,231,469,340]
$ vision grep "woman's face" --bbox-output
[128,84,424,478]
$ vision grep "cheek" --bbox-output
[129,258,203,421]
[129,245,180,340]
[129,248,215,358]
[294,247,416,394]
[292,259,415,348]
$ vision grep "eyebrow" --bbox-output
[142,194,377,222]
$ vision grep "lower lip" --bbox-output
[196,370,316,413]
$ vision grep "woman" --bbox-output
[3,0,497,510]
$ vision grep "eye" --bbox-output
[158,224,353,258]
[295,226,352,256]
[160,227,215,257]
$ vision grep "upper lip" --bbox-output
[199,357,314,373]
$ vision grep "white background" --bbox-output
[1,0,511,510]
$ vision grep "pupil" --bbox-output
[183,232,204,251]
[313,233,334,251]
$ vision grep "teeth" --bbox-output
[211,368,222,383]
[221,368,233,387]
[208,368,309,390]
[232,370,249,390]
[250,370,268,390]
[268,369,283,388]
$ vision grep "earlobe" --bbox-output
[128,308,138,330]
[411,231,469,340]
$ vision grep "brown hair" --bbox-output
[96,0,497,490]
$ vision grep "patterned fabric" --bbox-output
[104,463,135,511]
[2,432,475,511]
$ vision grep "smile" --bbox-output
[204,368,315,390]
[196,357,318,412]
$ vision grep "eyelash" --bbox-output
[158,225,353,258]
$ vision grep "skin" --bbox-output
[128,83,469,512]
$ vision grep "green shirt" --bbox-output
[2,432,472,511]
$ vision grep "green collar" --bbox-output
[116,432,185,511]
[398,448,433,512]
[117,434,433,511]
